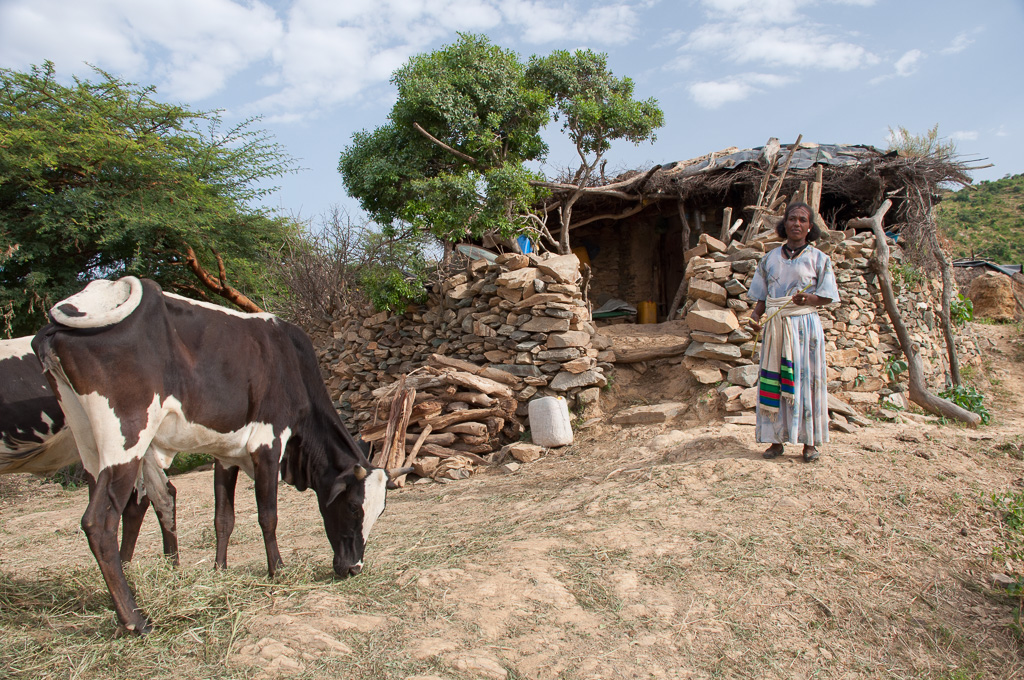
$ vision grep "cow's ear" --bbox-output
[353,465,367,481]
[327,475,348,506]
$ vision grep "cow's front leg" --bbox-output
[82,460,151,635]
[86,470,146,563]
[252,448,283,577]
[213,461,238,570]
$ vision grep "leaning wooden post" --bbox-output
[853,200,981,426]
[667,200,692,320]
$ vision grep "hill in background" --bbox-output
[936,173,1024,265]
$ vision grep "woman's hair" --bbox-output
[775,201,821,241]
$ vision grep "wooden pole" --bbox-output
[719,207,733,242]
[667,201,692,320]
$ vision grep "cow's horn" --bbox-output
[387,466,415,477]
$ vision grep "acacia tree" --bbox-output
[339,34,551,254]
[527,49,664,254]
[339,35,663,265]
[0,62,297,336]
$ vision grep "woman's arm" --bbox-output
[793,292,831,307]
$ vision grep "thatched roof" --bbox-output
[536,138,974,264]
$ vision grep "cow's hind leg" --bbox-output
[118,490,149,563]
[213,461,239,570]
[142,453,178,564]
[82,459,151,635]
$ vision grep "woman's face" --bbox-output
[784,207,812,244]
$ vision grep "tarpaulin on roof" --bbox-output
[952,259,1023,276]
[670,144,884,178]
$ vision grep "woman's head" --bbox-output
[775,202,821,242]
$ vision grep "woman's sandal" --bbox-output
[763,444,784,459]
[803,446,820,463]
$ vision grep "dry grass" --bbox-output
[3,323,1024,679]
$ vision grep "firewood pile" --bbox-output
[359,353,529,482]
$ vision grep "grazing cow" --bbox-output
[34,276,405,634]
[0,336,177,564]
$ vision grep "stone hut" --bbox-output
[538,138,973,322]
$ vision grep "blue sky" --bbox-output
[2,0,1021,227]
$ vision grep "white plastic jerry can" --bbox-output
[528,396,574,448]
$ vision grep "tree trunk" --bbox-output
[558,192,582,255]
[923,207,962,386]
[853,200,981,426]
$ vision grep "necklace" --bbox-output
[782,242,808,259]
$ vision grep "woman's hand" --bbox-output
[793,292,816,306]
[747,312,761,332]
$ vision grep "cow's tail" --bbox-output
[0,426,80,476]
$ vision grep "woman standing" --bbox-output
[748,202,839,462]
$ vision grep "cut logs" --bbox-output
[360,355,522,482]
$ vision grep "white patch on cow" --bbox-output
[50,277,142,328]
[361,468,388,545]
[38,411,57,437]
[162,292,278,321]
[0,336,33,361]
[50,381,282,481]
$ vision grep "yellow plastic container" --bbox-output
[637,300,657,324]
[572,246,591,268]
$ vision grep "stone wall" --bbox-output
[319,251,606,432]
[316,232,981,433]
[678,230,983,419]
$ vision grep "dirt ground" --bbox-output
[2,322,1024,679]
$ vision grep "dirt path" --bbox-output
[1,322,1023,679]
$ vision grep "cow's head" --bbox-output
[317,464,390,577]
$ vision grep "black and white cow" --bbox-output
[1,336,78,476]
[1,336,177,565]
[33,276,405,634]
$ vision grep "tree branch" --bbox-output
[856,201,980,425]
[412,122,477,165]
[182,243,266,313]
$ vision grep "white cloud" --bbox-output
[869,48,926,85]
[663,55,695,72]
[499,1,641,45]
[689,72,792,108]
[698,0,878,26]
[893,49,923,76]
[951,130,978,142]
[0,0,647,122]
[941,30,977,55]
[687,23,875,70]
[0,0,283,101]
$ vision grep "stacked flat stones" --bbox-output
[680,230,982,426]
[320,251,604,430]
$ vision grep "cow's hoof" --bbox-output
[116,618,153,637]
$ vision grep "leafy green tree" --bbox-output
[0,62,297,336]
[527,49,664,253]
[339,34,551,248]
[339,34,664,262]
